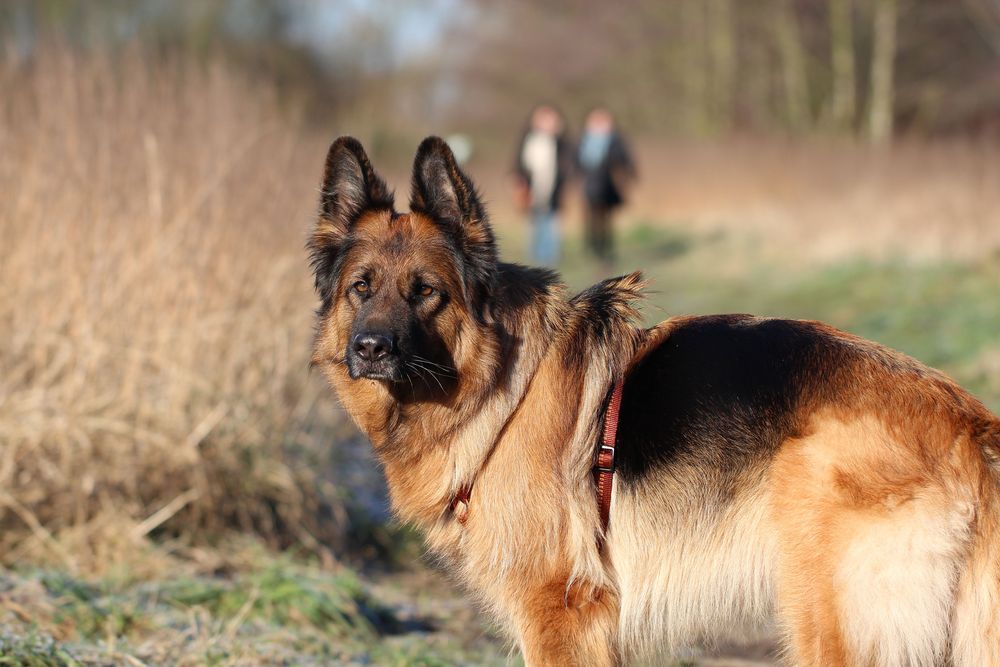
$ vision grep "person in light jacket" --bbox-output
[514,104,572,267]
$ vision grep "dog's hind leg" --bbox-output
[772,554,851,667]
[770,419,978,667]
[511,576,620,667]
[773,487,970,667]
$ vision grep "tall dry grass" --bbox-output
[0,45,347,574]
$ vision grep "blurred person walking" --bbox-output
[577,107,636,268]
[514,105,571,267]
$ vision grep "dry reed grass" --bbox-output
[0,44,347,574]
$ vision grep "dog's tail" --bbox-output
[952,424,1000,666]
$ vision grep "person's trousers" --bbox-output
[585,203,613,262]
[530,208,560,267]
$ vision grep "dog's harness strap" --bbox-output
[450,483,472,524]
[452,378,625,537]
[595,379,624,536]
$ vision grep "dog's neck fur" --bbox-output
[329,267,650,572]
[333,265,564,524]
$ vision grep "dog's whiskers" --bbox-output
[406,359,447,393]
[404,361,435,393]
[413,363,447,393]
[411,355,456,377]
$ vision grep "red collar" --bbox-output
[449,378,625,539]
[594,379,624,535]
[451,482,472,524]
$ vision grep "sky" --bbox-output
[286,0,466,66]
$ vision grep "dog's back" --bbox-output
[609,314,1000,666]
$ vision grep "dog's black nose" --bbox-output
[352,332,394,362]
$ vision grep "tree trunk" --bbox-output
[775,0,810,132]
[869,0,899,144]
[963,0,1000,56]
[829,0,856,132]
[707,0,736,134]
[681,1,710,135]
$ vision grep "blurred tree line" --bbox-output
[454,0,1000,143]
[2,0,1000,149]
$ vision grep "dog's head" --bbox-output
[309,136,497,396]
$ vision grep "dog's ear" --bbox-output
[310,137,393,299]
[410,136,497,313]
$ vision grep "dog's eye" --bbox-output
[353,280,369,295]
[418,285,434,297]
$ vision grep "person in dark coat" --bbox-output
[577,107,636,267]
[513,104,572,267]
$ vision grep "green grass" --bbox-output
[0,628,82,667]
[0,557,515,666]
[37,572,143,642]
[159,564,393,637]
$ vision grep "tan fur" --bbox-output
[769,413,978,666]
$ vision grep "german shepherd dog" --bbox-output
[309,136,1000,666]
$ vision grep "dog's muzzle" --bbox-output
[346,331,402,381]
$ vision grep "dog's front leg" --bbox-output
[512,577,620,667]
